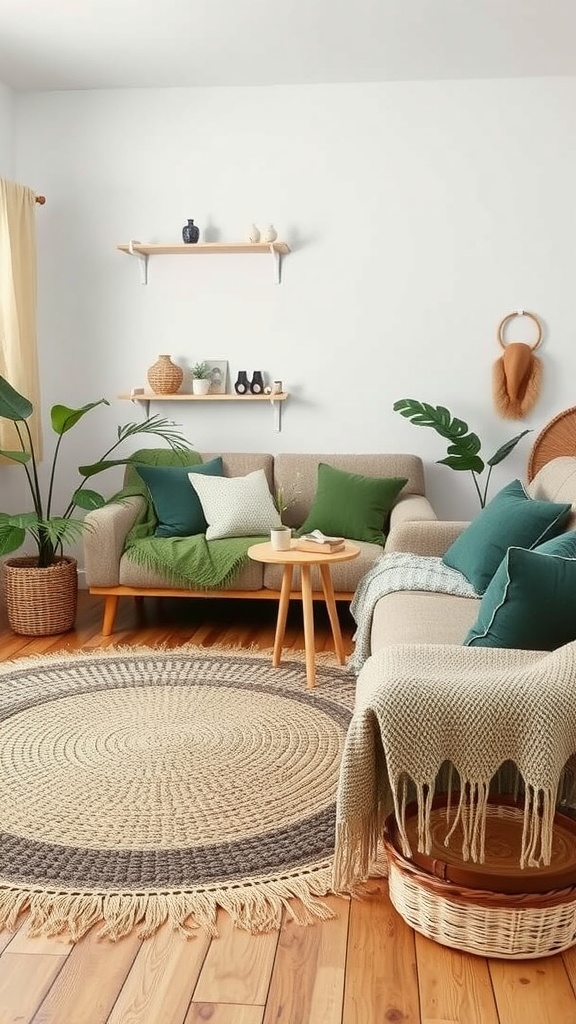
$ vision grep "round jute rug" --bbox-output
[0,646,354,940]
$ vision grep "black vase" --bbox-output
[250,371,264,394]
[234,370,250,395]
[182,219,200,244]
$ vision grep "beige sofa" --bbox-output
[368,456,576,654]
[84,451,436,635]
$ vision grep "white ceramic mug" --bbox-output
[271,526,291,551]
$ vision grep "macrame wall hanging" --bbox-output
[493,310,543,420]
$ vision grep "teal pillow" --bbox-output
[464,539,576,650]
[531,531,576,557]
[442,479,571,594]
[297,463,407,545]
[135,457,224,537]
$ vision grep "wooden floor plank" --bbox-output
[185,1003,264,1023]
[7,918,73,955]
[263,894,350,1024]
[105,922,212,1024]
[193,910,279,1005]
[32,928,142,1024]
[342,881,420,1024]
[416,932,498,1024]
[0,952,66,1024]
[490,955,576,1024]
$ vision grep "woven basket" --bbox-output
[527,405,576,481]
[3,556,78,636]
[384,804,576,959]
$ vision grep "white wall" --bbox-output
[9,77,576,558]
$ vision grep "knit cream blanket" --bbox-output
[333,641,576,892]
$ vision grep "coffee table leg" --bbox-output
[273,563,294,667]
[319,563,345,665]
[301,564,316,688]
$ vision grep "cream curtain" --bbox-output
[0,178,42,455]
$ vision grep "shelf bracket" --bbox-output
[270,245,282,285]
[127,240,149,284]
[129,388,150,416]
[271,396,282,432]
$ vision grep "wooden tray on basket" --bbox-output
[385,795,576,894]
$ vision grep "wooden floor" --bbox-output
[1,592,576,1024]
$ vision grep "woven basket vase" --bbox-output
[147,354,184,395]
[3,556,78,636]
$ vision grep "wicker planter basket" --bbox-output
[384,801,576,959]
[3,556,78,636]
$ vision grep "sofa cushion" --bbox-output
[118,551,264,590]
[297,463,407,545]
[371,591,480,651]
[464,532,576,650]
[135,457,224,537]
[188,468,281,540]
[442,479,571,594]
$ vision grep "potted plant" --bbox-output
[0,375,192,635]
[191,362,211,396]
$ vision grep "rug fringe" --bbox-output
[0,869,344,941]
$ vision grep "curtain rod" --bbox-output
[35,195,46,205]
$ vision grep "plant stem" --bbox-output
[470,471,485,508]
[481,465,493,508]
[17,421,43,518]
[46,430,65,520]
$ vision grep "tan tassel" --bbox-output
[493,344,543,419]
[493,311,543,419]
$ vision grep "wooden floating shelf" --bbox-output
[117,240,291,283]
[118,392,288,402]
[118,391,289,432]
[117,242,290,256]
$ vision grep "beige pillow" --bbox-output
[188,468,281,540]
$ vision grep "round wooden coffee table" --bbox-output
[248,540,360,688]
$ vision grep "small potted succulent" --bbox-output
[191,362,211,396]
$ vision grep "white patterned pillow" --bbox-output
[188,468,281,540]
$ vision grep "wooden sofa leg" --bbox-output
[102,595,119,636]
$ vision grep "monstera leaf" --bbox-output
[393,399,531,507]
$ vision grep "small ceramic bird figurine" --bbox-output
[262,224,278,242]
[247,224,260,243]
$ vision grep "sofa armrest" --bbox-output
[389,493,437,529]
[83,496,145,586]
[385,520,470,557]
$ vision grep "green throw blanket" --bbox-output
[111,449,268,589]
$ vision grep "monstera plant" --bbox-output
[0,374,192,634]
[393,399,531,508]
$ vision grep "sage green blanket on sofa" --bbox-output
[112,449,267,589]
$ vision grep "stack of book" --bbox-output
[294,530,345,554]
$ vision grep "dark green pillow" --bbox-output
[135,457,224,537]
[442,479,571,594]
[297,463,407,545]
[464,538,576,650]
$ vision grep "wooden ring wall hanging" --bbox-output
[492,309,543,420]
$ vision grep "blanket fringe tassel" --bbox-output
[0,870,344,941]
[332,811,387,893]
